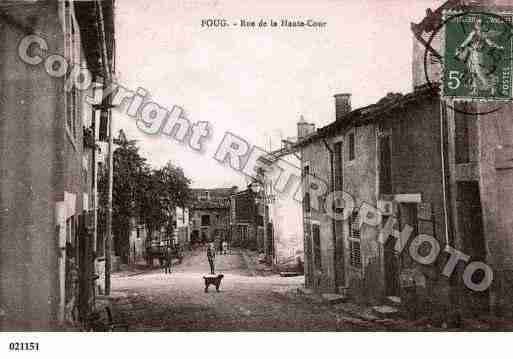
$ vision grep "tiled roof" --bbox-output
[190,187,237,209]
[295,84,439,147]
[191,200,230,210]
[191,187,237,198]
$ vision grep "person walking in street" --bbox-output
[207,242,215,274]
[164,246,173,274]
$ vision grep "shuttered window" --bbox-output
[379,136,392,194]
[349,241,361,268]
[334,142,343,190]
[349,210,361,239]
[348,133,355,161]
[348,210,361,268]
[312,224,322,271]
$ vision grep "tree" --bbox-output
[139,161,192,241]
[98,135,148,263]
[98,134,192,264]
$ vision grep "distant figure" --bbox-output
[222,240,228,255]
[176,245,184,264]
[214,234,222,253]
[164,246,173,274]
[207,242,215,274]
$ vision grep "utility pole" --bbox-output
[260,170,268,262]
[263,177,271,265]
[105,108,113,295]
[92,83,98,291]
[96,0,114,295]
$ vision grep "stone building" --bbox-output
[260,145,304,270]
[295,0,513,317]
[411,0,513,315]
[172,206,190,250]
[0,0,115,329]
[230,186,268,251]
[190,187,236,245]
[296,89,448,307]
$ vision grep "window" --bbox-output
[318,196,326,215]
[238,225,248,242]
[303,165,311,213]
[312,224,322,271]
[201,215,210,227]
[348,209,362,267]
[136,227,141,239]
[349,241,362,267]
[302,165,310,178]
[334,142,343,190]
[98,110,109,141]
[66,218,72,244]
[304,193,311,213]
[348,132,355,161]
[349,210,361,239]
[65,215,77,258]
[199,191,210,201]
[379,135,392,194]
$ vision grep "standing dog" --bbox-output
[203,274,224,292]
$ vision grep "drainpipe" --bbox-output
[440,98,457,312]
[440,99,450,249]
[322,138,340,293]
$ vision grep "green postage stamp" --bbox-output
[443,11,513,101]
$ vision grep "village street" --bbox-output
[110,248,377,331]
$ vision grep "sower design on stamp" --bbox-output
[443,11,513,102]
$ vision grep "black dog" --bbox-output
[203,274,224,292]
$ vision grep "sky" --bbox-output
[112,0,445,188]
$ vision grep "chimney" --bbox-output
[334,93,351,122]
[297,115,316,139]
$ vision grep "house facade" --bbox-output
[172,206,191,251]
[260,146,305,270]
[0,0,115,329]
[230,187,264,250]
[411,0,513,315]
[297,90,448,305]
[296,0,513,317]
[190,187,236,246]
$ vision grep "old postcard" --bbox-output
[1,0,513,355]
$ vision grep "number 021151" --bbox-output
[9,342,39,351]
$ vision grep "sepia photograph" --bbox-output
[1,0,513,353]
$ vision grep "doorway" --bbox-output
[384,235,400,296]
[457,181,488,314]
